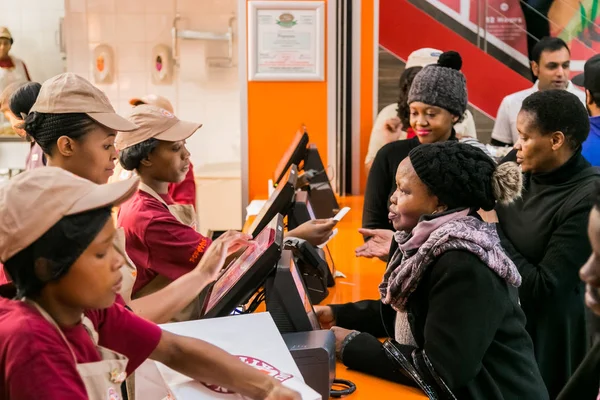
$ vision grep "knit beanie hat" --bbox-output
[407,51,468,118]
[409,141,522,211]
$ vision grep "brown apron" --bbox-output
[114,228,137,305]
[106,166,139,306]
[138,183,198,230]
[24,300,129,400]
[110,231,142,400]
[133,183,201,321]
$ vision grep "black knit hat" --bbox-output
[409,142,522,211]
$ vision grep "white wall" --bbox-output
[0,0,66,83]
[0,0,65,170]
[0,142,29,170]
[64,0,240,168]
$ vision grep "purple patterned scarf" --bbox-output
[379,210,521,312]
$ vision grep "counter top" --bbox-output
[0,135,25,143]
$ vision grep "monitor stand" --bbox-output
[285,209,336,291]
[296,255,329,304]
[303,145,339,219]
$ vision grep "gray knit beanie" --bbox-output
[407,51,468,118]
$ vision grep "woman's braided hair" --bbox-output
[23,112,96,155]
[9,82,97,155]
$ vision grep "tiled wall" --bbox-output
[0,0,66,83]
[64,0,240,167]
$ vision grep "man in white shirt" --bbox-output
[491,37,586,146]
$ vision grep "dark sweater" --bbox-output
[557,340,600,400]
[331,241,548,399]
[496,151,600,399]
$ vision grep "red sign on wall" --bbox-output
[469,0,528,56]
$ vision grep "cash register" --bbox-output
[273,128,339,219]
[248,164,297,238]
[199,213,284,318]
[266,250,336,399]
[249,165,334,304]
[288,190,336,290]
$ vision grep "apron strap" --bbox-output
[138,182,197,229]
[81,316,101,345]
[138,183,169,207]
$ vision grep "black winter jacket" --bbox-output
[331,239,548,399]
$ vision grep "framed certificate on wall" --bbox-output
[248,1,325,81]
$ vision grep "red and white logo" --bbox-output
[202,356,293,395]
[160,109,175,118]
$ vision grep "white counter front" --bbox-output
[136,313,320,400]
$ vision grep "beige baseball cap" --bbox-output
[0,167,139,262]
[115,104,201,150]
[30,73,138,132]
[129,94,174,114]
[405,48,442,69]
[0,27,12,41]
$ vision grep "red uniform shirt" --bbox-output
[0,58,31,80]
[118,190,211,295]
[0,266,8,286]
[0,296,161,400]
[168,163,196,206]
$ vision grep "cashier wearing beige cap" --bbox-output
[0,72,252,324]
[0,167,300,400]
[117,105,215,300]
[120,94,197,207]
[0,27,30,93]
[117,106,337,300]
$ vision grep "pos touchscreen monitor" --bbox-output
[288,191,316,231]
[200,214,284,319]
[248,164,298,238]
[265,249,322,333]
[273,130,309,185]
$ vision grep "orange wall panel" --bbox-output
[359,0,375,193]
[247,82,328,200]
[246,0,329,200]
[245,0,377,199]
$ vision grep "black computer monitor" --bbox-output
[273,130,309,185]
[288,191,316,231]
[303,144,339,219]
[248,164,298,238]
[265,249,322,333]
[201,214,284,318]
